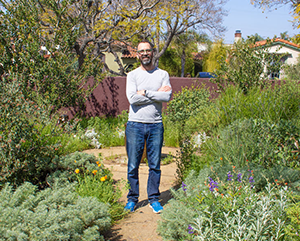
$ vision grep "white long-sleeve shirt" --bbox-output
[126,66,172,123]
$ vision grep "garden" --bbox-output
[0,3,299,238]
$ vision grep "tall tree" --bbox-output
[172,31,206,77]
[144,0,228,66]
[203,39,227,73]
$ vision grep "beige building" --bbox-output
[103,43,137,75]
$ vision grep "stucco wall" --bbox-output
[62,77,219,119]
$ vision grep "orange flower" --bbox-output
[275,179,278,182]
[285,183,288,185]
[75,169,80,174]
[246,159,249,162]
[92,170,98,175]
[96,161,100,165]
[104,175,108,179]
[233,166,236,169]
[220,157,223,160]
[100,176,106,182]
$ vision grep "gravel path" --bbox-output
[83,146,179,241]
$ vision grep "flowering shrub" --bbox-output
[158,167,293,240]
[48,152,126,222]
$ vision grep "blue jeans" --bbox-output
[125,121,164,204]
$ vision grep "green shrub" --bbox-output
[163,114,180,147]
[285,195,300,240]
[203,118,300,169]
[184,103,220,136]
[48,152,126,222]
[0,76,58,186]
[0,182,110,240]
[214,37,285,94]
[39,120,92,156]
[165,84,211,126]
[79,112,127,148]
[158,167,292,241]
[215,83,300,128]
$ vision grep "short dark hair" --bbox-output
[137,39,154,50]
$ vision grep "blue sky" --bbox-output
[221,0,298,44]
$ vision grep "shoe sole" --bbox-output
[149,204,163,214]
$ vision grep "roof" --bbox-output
[192,52,203,60]
[254,38,300,51]
[121,45,137,58]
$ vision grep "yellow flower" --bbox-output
[100,176,106,182]
[74,160,77,163]
[98,163,101,167]
[92,170,98,175]
[75,169,80,174]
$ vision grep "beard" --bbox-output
[139,54,152,66]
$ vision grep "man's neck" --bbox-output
[140,63,155,71]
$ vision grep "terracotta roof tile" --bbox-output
[122,45,137,58]
[192,52,203,60]
[254,38,300,49]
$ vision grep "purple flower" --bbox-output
[237,173,242,183]
[208,177,218,192]
[248,171,254,188]
[182,181,187,192]
[227,171,233,181]
[188,224,194,234]
[249,176,254,183]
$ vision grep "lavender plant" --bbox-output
[158,167,292,241]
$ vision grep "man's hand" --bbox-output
[158,85,171,92]
[137,90,145,96]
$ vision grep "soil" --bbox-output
[82,146,180,241]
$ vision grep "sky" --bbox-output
[221,0,299,44]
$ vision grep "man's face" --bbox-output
[137,42,153,66]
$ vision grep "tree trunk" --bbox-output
[181,49,186,77]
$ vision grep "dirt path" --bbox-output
[83,146,179,241]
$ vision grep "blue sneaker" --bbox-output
[150,201,163,214]
[124,201,136,212]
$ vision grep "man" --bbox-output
[124,40,172,213]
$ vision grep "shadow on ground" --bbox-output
[103,184,180,241]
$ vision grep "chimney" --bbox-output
[234,30,242,43]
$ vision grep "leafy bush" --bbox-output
[203,118,300,169]
[166,84,211,126]
[184,103,220,136]
[78,112,127,148]
[158,167,292,241]
[214,37,285,94]
[163,114,181,147]
[0,76,59,186]
[0,181,111,240]
[285,195,300,240]
[215,83,300,128]
[48,152,126,222]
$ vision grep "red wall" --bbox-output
[63,76,219,119]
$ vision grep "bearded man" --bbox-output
[124,40,172,213]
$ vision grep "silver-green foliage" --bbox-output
[0,182,110,240]
[158,168,291,241]
[215,83,300,128]
[205,118,300,169]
